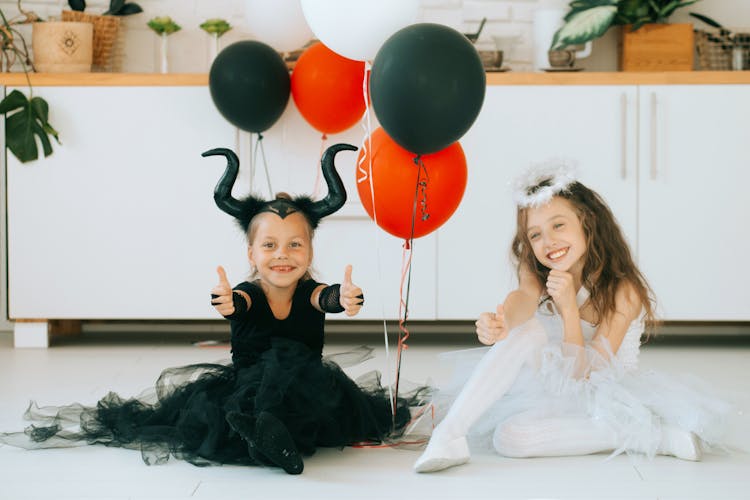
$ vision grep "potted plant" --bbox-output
[63,0,143,71]
[0,2,60,163]
[147,16,181,73]
[551,0,701,71]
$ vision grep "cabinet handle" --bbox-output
[620,93,627,179]
[650,92,658,180]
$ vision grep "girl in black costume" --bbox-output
[0,143,420,475]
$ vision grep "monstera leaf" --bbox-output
[0,90,60,163]
[551,5,618,49]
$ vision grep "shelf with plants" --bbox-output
[552,0,701,71]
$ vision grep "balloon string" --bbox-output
[350,403,434,449]
[357,61,372,186]
[393,161,422,420]
[357,60,394,419]
[312,133,328,198]
[253,133,273,198]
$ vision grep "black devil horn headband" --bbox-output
[202,143,357,231]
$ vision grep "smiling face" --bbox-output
[525,196,587,276]
[248,212,313,290]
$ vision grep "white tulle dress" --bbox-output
[433,288,747,458]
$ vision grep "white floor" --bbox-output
[1,331,748,500]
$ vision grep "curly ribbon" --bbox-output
[392,155,428,424]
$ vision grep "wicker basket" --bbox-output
[61,10,121,71]
[695,28,750,70]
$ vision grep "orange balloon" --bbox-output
[356,127,467,239]
[291,42,366,134]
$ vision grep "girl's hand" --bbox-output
[210,266,235,316]
[546,269,577,316]
[475,304,507,345]
[340,265,364,317]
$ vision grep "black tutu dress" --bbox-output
[0,279,422,473]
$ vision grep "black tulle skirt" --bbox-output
[0,338,424,467]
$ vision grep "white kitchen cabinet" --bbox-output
[6,82,748,348]
[5,86,434,347]
[437,85,638,319]
[638,85,750,320]
[438,83,750,321]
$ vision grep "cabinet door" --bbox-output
[7,86,241,319]
[638,85,750,320]
[437,85,638,319]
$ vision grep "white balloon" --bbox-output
[300,0,419,61]
[245,0,314,52]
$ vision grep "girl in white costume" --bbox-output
[415,163,739,473]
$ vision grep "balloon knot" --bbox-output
[257,133,264,141]
[403,240,411,250]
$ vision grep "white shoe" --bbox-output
[413,435,470,473]
[660,427,702,461]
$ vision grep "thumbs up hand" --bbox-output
[475,304,508,345]
[211,266,236,316]
[339,264,364,317]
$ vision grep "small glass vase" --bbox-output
[207,33,219,68]
[157,32,169,74]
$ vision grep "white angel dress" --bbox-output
[430,288,747,460]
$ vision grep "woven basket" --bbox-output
[61,10,120,71]
[695,28,750,70]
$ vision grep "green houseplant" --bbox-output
[64,0,143,71]
[551,0,701,50]
[67,0,143,17]
[0,2,60,163]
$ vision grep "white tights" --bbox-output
[437,318,547,440]
[436,318,698,460]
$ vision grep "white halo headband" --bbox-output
[512,161,578,208]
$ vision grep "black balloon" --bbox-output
[209,41,290,133]
[370,23,486,155]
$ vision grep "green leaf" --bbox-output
[30,97,49,123]
[109,0,125,14]
[659,0,700,19]
[689,12,724,29]
[0,90,28,114]
[200,18,232,37]
[565,0,617,21]
[68,0,86,11]
[147,16,182,35]
[1,91,59,163]
[118,3,143,16]
[551,5,617,49]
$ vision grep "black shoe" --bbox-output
[226,411,270,466]
[226,411,255,441]
[254,411,304,475]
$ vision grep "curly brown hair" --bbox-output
[511,182,656,329]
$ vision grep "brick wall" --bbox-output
[0,0,747,73]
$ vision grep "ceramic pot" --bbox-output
[33,21,94,73]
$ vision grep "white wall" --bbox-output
[1,0,746,73]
